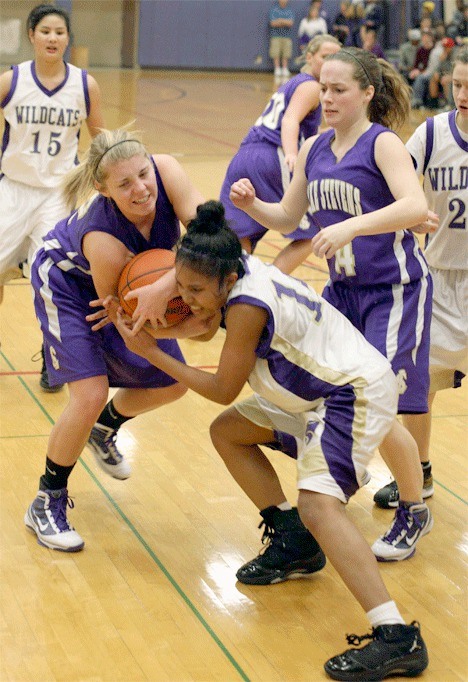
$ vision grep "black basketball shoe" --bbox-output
[236,506,326,585]
[324,621,429,681]
[34,344,64,393]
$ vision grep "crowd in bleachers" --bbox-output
[297,0,468,111]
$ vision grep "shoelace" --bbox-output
[346,629,376,646]
[383,505,423,543]
[49,493,75,530]
[100,431,122,462]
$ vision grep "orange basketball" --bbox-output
[118,249,191,326]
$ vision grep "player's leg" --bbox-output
[210,401,325,585]
[375,268,467,508]
[273,238,312,274]
[0,177,36,302]
[29,187,70,392]
[299,491,428,681]
[25,374,109,552]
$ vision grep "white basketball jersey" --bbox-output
[406,111,468,271]
[1,61,89,188]
[227,255,391,415]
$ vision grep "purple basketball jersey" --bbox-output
[304,124,429,286]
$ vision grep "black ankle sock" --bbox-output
[421,461,431,470]
[40,457,75,491]
[97,399,132,431]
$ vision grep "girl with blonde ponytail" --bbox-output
[24,127,205,553]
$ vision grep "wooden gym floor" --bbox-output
[0,69,467,682]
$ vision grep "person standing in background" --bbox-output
[298,1,328,56]
[269,0,295,78]
[0,3,104,391]
[220,35,341,275]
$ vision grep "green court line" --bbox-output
[1,352,251,682]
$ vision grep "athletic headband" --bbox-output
[341,49,373,86]
[94,139,141,176]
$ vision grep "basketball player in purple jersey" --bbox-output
[24,129,208,552]
[230,48,435,568]
[220,35,340,274]
[375,47,468,509]
[107,200,429,682]
[0,3,104,391]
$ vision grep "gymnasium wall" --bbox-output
[0,0,447,70]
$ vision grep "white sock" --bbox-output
[366,601,405,627]
[277,501,292,511]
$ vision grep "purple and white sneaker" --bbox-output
[25,488,84,552]
[372,502,433,562]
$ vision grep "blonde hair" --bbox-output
[62,127,146,210]
[300,34,341,71]
[325,48,411,130]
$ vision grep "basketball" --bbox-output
[118,249,191,326]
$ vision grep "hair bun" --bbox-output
[194,200,225,234]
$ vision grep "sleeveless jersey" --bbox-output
[1,60,89,188]
[241,73,321,148]
[406,110,468,271]
[40,158,180,291]
[226,255,391,414]
[304,123,428,286]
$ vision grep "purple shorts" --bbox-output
[220,142,318,250]
[32,250,184,389]
[322,277,433,413]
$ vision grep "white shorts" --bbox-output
[429,268,468,391]
[0,175,68,284]
[234,368,398,503]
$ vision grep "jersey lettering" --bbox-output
[255,91,285,130]
[272,281,322,322]
[448,198,466,230]
[334,244,356,277]
[307,179,362,216]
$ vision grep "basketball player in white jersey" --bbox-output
[374,47,468,508]
[0,3,104,390]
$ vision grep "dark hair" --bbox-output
[325,47,411,129]
[27,4,70,34]
[176,201,243,284]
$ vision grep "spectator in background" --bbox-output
[420,1,436,27]
[363,0,385,42]
[269,0,295,78]
[332,1,352,45]
[448,2,468,41]
[411,28,446,108]
[298,1,328,55]
[399,28,421,84]
[361,25,385,58]
[410,29,434,82]
[429,37,457,108]
[346,0,365,46]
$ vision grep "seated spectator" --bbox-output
[419,16,434,32]
[332,1,351,45]
[411,29,447,108]
[420,1,436,27]
[410,29,434,81]
[298,1,328,54]
[399,28,421,84]
[361,25,385,58]
[447,0,467,38]
[429,37,457,108]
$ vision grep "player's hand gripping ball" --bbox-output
[118,249,191,326]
